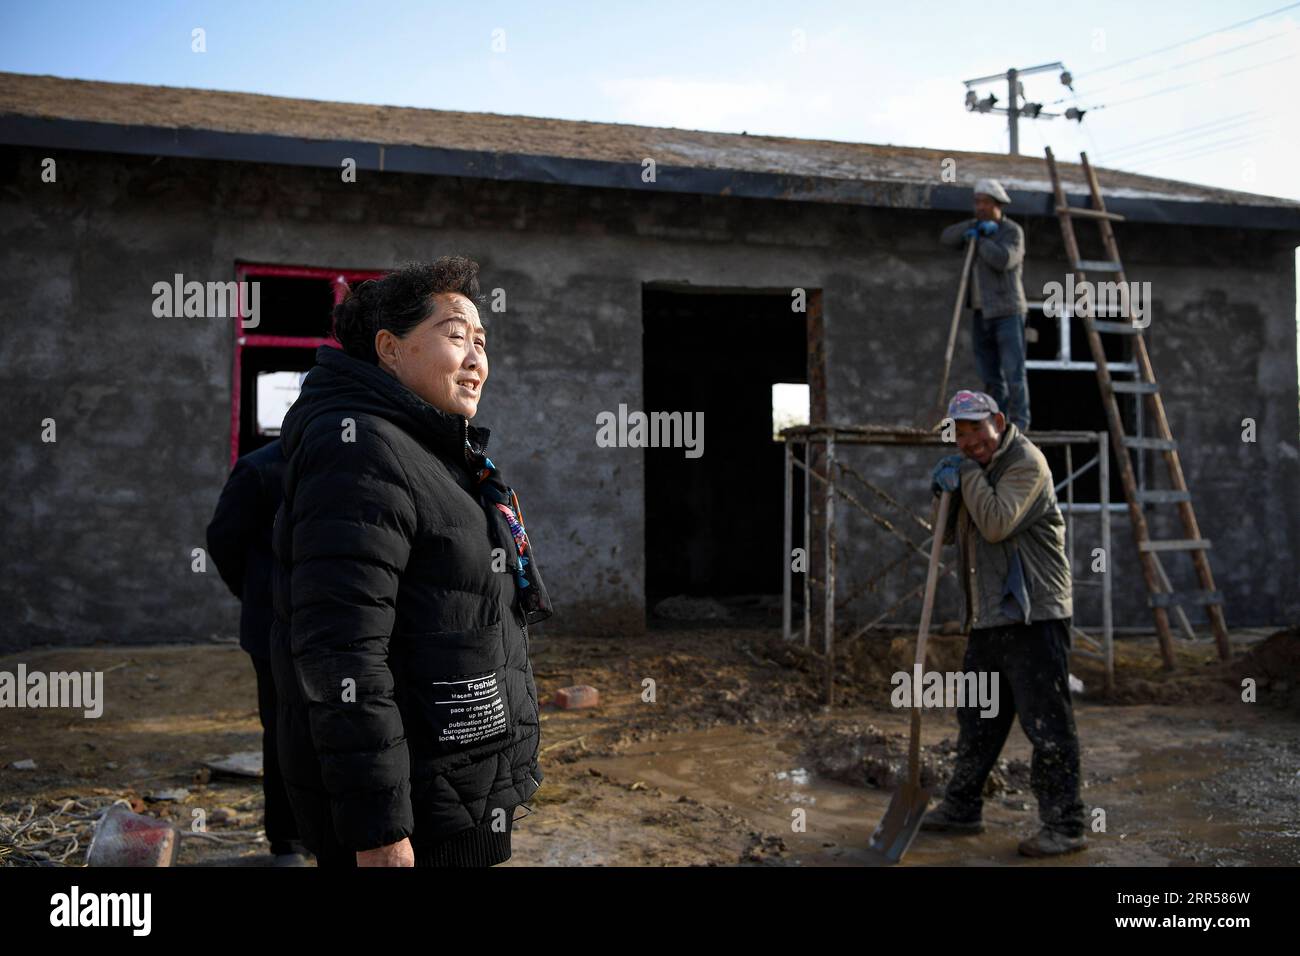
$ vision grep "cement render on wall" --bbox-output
[1,146,1296,650]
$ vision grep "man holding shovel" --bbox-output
[940,180,1031,431]
[922,389,1086,856]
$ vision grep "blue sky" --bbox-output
[2,0,1298,199]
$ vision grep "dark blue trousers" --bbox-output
[942,617,1085,837]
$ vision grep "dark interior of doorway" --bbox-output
[643,288,807,626]
[1025,306,1132,503]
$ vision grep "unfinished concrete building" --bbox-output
[2,72,1298,653]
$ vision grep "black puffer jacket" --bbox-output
[206,440,284,657]
[270,346,546,864]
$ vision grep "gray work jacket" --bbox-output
[940,216,1028,320]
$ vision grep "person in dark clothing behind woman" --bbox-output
[269,257,552,868]
[206,438,309,866]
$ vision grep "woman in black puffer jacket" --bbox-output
[269,257,551,867]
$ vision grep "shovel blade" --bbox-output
[868,782,931,863]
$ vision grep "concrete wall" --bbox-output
[2,144,1297,651]
[826,208,1300,631]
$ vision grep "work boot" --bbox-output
[919,802,985,834]
[1017,827,1087,857]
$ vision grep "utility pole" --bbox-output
[1008,67,1019,155]
[963,62,1075,155]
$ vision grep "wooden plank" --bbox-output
[1123,436,1177,451]
[1149,591,1224,608]
[1139,538,1212,552]
[1110,380,1159,394]
[1137,489,1191,504]
[1092,320,1143,335]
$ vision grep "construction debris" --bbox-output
[85,805,178,867]
[203,751,263,778]
[554,685,600,710]
[144,788,189,803]
[1,797,132,865]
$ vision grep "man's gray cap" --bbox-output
[973,178,1011,204]
[947,389,1001,421]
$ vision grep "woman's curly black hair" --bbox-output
[332,256,482,364]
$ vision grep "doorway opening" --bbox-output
[1025,303,1134,503]
[642,286,813,626]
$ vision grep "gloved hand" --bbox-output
[978,219,998,236]
[931,454,963,495]
[962,226,978,240]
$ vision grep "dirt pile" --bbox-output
[1230,629,1300,713]
[1064,630,1286,707]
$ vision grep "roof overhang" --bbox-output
[5,113,1300,232]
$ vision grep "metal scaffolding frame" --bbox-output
[1022,295,1143,509]
[781,424,1115,704]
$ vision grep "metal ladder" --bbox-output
[1044,147,1230,668]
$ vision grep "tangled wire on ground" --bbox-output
[0,796,267,866]
[0,797,129,865]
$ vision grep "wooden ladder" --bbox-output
[1044,147,1230,668]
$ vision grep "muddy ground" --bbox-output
[2,625,1297,867]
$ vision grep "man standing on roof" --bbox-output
[922,389,1086,857]
[940,179,1031,431]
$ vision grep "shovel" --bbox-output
[868,489,951,863]
[926,238,977,429]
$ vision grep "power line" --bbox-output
[1107,115,1266,161]
[960,60,1067,154]
[1075,2,1300,79]
[1110,109,1300,165]
[1126,131,1268,168]
[1053,27,1297,103]
[1125,139,1269,175]
[1076,102,1107,157]
[1125,130,1277,170]
[956,9,1300,156]
[1086,51,1298,112]
[1103,110,1260,155]
[1106,105,1300,161]
[1065,81,1099,154]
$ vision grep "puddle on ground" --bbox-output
[579,713,1300,866]
[585,722,995,866]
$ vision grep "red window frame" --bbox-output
[231,263,388,466]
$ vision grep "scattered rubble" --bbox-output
[203,751,263,778]
[145,788,189,803]
[554,685,600,710]
[86,805,178,867]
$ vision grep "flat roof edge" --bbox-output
[4,114,1299,232]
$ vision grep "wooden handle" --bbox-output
[913,490,951,669]
[907,489,951,790]
[932,240,977,427]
